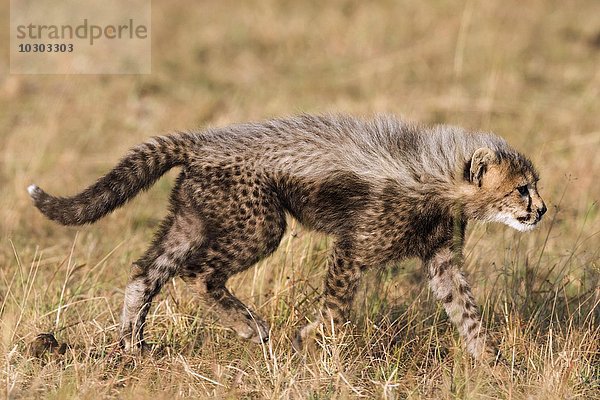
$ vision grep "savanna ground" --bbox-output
[1,0,599,398]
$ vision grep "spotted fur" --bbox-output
[29,114,546,360]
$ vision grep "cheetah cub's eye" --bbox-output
[516,185,528,196]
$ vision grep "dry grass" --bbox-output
[1,0,599,398]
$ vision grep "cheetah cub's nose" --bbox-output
[537,204,547,219]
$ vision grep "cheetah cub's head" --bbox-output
[467,147,546,232]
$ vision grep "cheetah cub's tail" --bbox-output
[28,133,198,226]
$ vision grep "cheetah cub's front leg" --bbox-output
[426,247,497,362]
[293,245,364,350]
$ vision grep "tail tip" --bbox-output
[27,184,40,199]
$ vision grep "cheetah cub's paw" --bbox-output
[292,319,324,352]
[231,312,270,344]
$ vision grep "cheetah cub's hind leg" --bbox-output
[120,261,161,353]
[119,207,203,352]
[293,244,364,350]
[119,242,179,352]
[426,247,499,363]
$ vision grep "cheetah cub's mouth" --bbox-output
[494,212,540,232]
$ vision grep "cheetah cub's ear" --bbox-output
[469,147,497,187]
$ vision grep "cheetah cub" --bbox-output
[29,114,546,360]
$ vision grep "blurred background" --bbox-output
[0,0,598,398]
